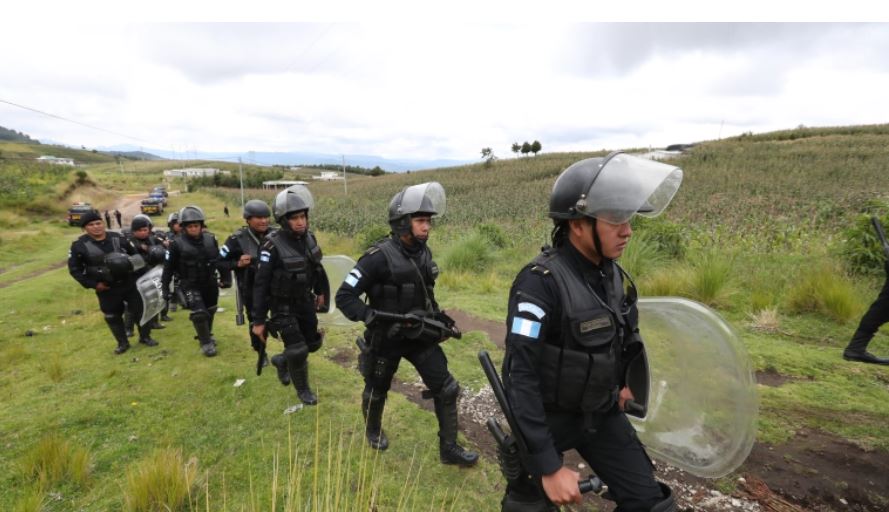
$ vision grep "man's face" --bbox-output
[133,227,151,240]
[84,219,105,238]
[171,223,181,234]
[570,217,632,262]
[410,215,432,241]
[247,216,270,233]
[287,211,308,234]
[184,222,202,237]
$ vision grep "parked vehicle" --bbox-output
[149,191,168,206]
[140,198,164,215]
[67,202,93,226]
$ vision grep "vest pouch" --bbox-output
[581,351,618,413]
[555,346,594,411]
[283,257,306,273]
[271,269,297,298]
[381,284,399,312]
[399,282,415,312]
[570,308,616,349]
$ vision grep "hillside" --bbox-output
[1,124,888,511]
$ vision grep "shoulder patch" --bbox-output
[259,250,271,263]
[517,302,545,320]
[510,317,542,340]
[219,244,230,257]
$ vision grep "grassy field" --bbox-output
[2,126,889,510]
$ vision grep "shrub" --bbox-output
[123,447,198,512]
[12,486,45,512]
[637,265,689,297]
[836,213,889,275]
[785,262,863,323]
[633,216,686,259]
[18,433,92,489]
[619,232,666,278]
[475,223,509,248]
[683,250,735,307]
[357,224,391,251]
[442,234,493,272]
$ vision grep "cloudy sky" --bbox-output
[2,20,889,161]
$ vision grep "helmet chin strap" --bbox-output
[590,217,607,263]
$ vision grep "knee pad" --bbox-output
[284,342,309,365]
[365,356,398,391]
[436,375,460,403]
[307,330,324,353]
[189,310,209,324]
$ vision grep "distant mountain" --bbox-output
[102,150,162,161]
[0,125,39,143]
[97,145,472,172]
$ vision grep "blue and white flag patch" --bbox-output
[259,250,271,263]
[344,267,361,287]
[165,250,170,260]
[517,302,545,320]
[219,244,230,257]
[511,317,541,339]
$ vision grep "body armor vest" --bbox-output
[267,230,321,301]
[367,237,439,315]
[234,226,272,290]
[83,235,125,283]
[175,232,218,284]
[531,247,634,415]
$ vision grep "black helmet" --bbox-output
[167,212,179,227]
[147,245,167,265]
[387,182,447,235]
[273,185,314,224]
[549,152,683,225]
[104,252,133,280]
[131,214,152,231]
[243,199,272,219]
[179,205,205,225]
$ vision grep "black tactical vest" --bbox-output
[267,230,322,300]
[83,235,125,282]
[530,246,635,415]
[366,237,439,315]
[175,232,218,284]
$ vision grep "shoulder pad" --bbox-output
[530,264,551,276]
[364,246,381,256]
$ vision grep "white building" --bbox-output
[163,168,229,178]
[312,171,344,181]
[37,156,75,166]
[262,180,309,190]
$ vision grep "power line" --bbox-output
[0,98,152,144]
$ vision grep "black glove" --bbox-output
[364,308,377,326]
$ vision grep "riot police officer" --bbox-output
[162,205,224,357]
[335,182,478,466]
[164,211,182,314]
[125,214,168,331]
[499,153,682,511]
[218,200,281,376]
[251,186,330,405]
[68,209,158,354]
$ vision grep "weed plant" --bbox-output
[17,433,92,490]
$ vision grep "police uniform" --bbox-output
[335,183,477,466]
[219,225,276,356]
[162,226,222,356]
[68,228,155,353]
[252,227,328,404]
[503,242,665,510]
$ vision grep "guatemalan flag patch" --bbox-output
[344,267,361,287]
[511,317,541,339]
[219,245,230,257]
[259,250,271,263]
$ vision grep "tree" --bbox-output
[480,147,496,168]
[511,142,521,156]
[531,140,542,156]
[521,141,531,156]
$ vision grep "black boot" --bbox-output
[193,315,217,357]
[106,317,130,355]
[289,359,317,405]
[434,384,478,467]
[124,310,134,338]
[137,323,158,347]
[362,392,389,450]
[843,349,889,365]
[271,354,291,386]
[150,317,165,329]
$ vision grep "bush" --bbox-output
[633,217,686,259]
[123,447,198,512]
[785,262,863,323]
[442,234,493,272]
[684,250,735,307]
[637,265,689,297]
[475,223,509,248]
[357,224,391,251]
[18,433,92,489]
[619,232,666,278]
[836,212,889,275]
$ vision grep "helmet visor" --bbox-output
[579,153,683,225]
[397,182,447,217]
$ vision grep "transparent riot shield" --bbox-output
[136,266,165,326]
[632,297,757,478]
[318,255,357,326]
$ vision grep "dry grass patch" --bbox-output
[18,433,92,490]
